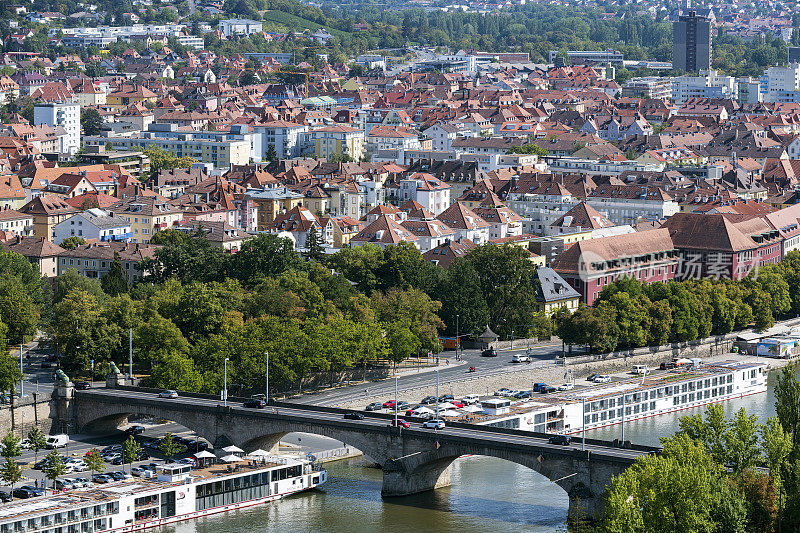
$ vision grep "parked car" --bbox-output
[422,419,446,430]
[462,394,480,405]
[74,381,91,390]
[420,396,437,405]
[68,461,88,472]
[365,402,383,411]
[396,401,412,410]
[19,486,43,496]
[494,388,512,396]
[532,383,547,392]
[513,391,532,399]
[449,400,465,408]
[102,444,122,454]
[46,434,69,448]
[382,400,397,409]
[594,375,611,384]
[541,386,558,394]
[511,354,530,363]
[243,400,266,409]
[0,491,12,502]
[186,441,207,453]
[389,419,411,429]
[344,412,365,420]
[548,435,572,446]
[110,472,131,481]
[12,488,36,499]
[438,394,454,402]
[158,390,178,399]
[558,383,575,391]
[481,348,497,357]
[586,374,599,382]
[71,478,92,488]
[54,479,74,491]
[125,425,146,435]
[92,474,113,484]
[40,361,53,369]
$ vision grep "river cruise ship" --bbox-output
[475,360,768,435]
[0,454,326,533]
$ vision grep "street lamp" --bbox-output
[394,376,398,427]
[581,397,586,451]
[264,352,269,404]
[90,359,94,388]
[19,344,23,398]
[435,369,440,421]
[455,314,460,361]
[223,358,229,407]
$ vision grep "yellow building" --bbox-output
[106,84,158,110]
[19,194,79,241]
[311,125,365,161]
[248,187,305,231]
[107,196,183,244]
[534,267,581,315]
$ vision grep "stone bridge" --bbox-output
[62,387,652,519]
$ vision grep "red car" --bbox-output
[382,400,396,408]
[450,401,465,408]
[389,419,410,428]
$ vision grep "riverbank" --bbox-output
[338,352,795,410]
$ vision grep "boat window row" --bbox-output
[0,504,118,533]
[1,518,109,533]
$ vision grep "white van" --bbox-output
[512,354,531,363]
[632,365,650,376]
[462,394,480,405]
[46,434,69,449]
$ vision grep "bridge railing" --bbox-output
[95,385,661,454]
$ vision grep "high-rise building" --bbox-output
[673,11,712,73]
[789,47,800,64]
[33,102,80,155]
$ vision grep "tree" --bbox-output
[26,427,46,463]
[601,434,746,533]
[0,458,22,500]
[101,254,129,296]
[80,108,103,136]
[507,142,549,157]
[0,345,22,396]
[83,449,105,476]
[0,432,21,460]
[60,236,87,250]
[122,436,142,473]
[42,450,66,493]
[159,433,181,462]
[265,143,278,162]
[306,226,326,262]
[143,146,197,179]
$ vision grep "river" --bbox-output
[156,367,791,533]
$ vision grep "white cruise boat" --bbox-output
[0,454,326,533]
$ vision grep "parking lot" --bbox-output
[1,421,211,499]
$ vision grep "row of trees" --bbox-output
[591,366,800,532]
[556,255,800,354]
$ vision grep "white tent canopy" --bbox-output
[194,450,216,459]
[413,406,434,414]
[222,445,244,454]
[438,409,462,417]
[461,404,483,413]
[246,449,271,457]
[220,454,243,463]
[436,402,456,410]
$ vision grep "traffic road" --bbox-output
[294,341,563,407]
[79,388,647,462]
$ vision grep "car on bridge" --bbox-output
[365,402,383,411]
[158,390,178,398]
[512,354,531,363]
[548,435,572,446]
[481,348,497,357]
[344,412,365,420]
[243,400,266,409]
[75,381,91,390]
[422,419,445,430]
[389,419,411,428]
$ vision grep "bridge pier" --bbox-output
[381,457,453,497]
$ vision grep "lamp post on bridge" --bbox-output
[435,369,439,421]
[264,351,269,404]
[223,357,229,407]
[455,314,459,361]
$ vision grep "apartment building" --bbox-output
[107,196,183,243]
